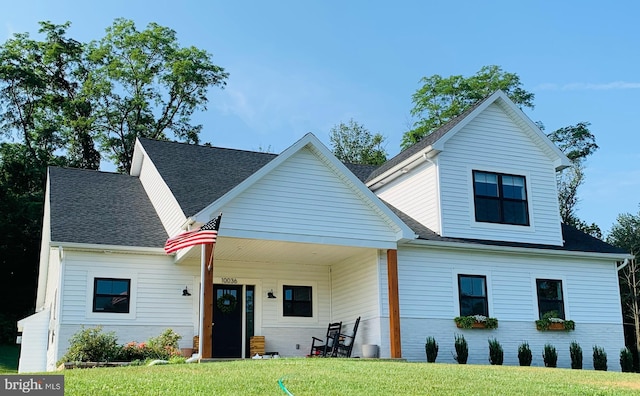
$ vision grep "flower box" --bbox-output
[454,315,498,329]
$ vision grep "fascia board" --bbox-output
[403,238,634,261]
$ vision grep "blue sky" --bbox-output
[2,1,639,234]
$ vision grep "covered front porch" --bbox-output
[178,236,402,359]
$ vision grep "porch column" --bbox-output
[386,249,402,358]
[201,243,214,358]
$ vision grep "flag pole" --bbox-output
[201,213,221,359]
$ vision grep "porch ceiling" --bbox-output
[180,237,374,266]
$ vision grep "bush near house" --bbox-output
[518,342,532,366]
[59,327,183,365]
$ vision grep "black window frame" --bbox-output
[473,170,530,226]
[458,274,489,317]
[92,278,131,313]
[283,285,312,317]
[536,279,565,319]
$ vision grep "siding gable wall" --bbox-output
[220,147,398,248]
[438,102,563,245]
[376,160,441,234]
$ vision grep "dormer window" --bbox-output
[473,170,529,226]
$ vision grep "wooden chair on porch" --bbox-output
[309,321,342,357]
[331,316,360,358]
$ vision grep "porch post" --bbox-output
[201,243,214,358]
[386,249,402,358]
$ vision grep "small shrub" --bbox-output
[425,336,438,363]
[569,340,582,369]
[620,347,634,373]
[145,329,183,360]
[488,338,503,365]
[59,326,119,364]
[593,345,607,371]
[518,342,532,366]
[453,334,468,364]
[542,343,557,368]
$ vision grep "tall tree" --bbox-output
[329,119,387,165]
[404,65,534,149]
[607,208,640,353]
[87,18,229,172]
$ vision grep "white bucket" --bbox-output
[362,344,379,358]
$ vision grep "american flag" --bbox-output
[164,214,222,254]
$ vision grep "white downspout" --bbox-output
[617,258,630,272]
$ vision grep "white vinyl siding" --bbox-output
[376,160,441,234]
[393,245,624,367]
[438,103,563,245]
[221,147,397,248]
[17,310,50,373]
[137,154,186,236]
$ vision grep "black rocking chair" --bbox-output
[331,316,360,358]
[310,321,342,357]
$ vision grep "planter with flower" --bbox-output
[535,311,575,331]
[454,315,498,329]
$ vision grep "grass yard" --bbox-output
[56,358,640,395]
[0,344,19,373]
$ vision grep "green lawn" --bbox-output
[53,359,639,395]
[0,344,19,373]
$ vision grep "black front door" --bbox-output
[212,284,243,357]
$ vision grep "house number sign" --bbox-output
[221,277,238,284]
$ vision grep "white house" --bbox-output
[19,90,631,372]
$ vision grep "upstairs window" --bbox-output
[93,278,131,313]
[283,285,312,317]
[536,279,565,319]
[473,170,529,226]
[458,275,488,317]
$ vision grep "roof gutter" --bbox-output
[50,241,166,255]
[403,238,634,261]
[368,148,438,190]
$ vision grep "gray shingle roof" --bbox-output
[49,167,167,247]
[139,138,277,216]
[386,202,627,254]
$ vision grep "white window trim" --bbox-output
[531,275,570,320]
[452,270,494,317]
[278,280,318,324]
[466,165,535,232]
[86,271,137,320]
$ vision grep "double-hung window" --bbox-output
[283,285,312,317]
[458,275,488,317]
[93,278,131,313]
[536,279,565,319]
[473,170,529,226]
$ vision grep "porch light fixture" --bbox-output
[182,286,191,296]
[267,290,276,299]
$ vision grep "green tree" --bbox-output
[607,208,640,353]
[403,65,534,149]
[87,18,229,172]
[329,119,387,165]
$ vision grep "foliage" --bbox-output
[607,208,640,352]
[569,341,582,369]
[425,336,438,363]
[535,310,575,331]
[59,326,120,364]
[87,18,228,172]
[120,329,182,361]
[404,65,534,149]
[517,342,532,366]
[620,347,634,373]
[542,344,558,368]
[0,344,19,373]
[488,338,503,365]
[60,359,640,396]
[454,315,498,329]
[593,345,608,371]
[329,119,387,165]
[453,334,468,364]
